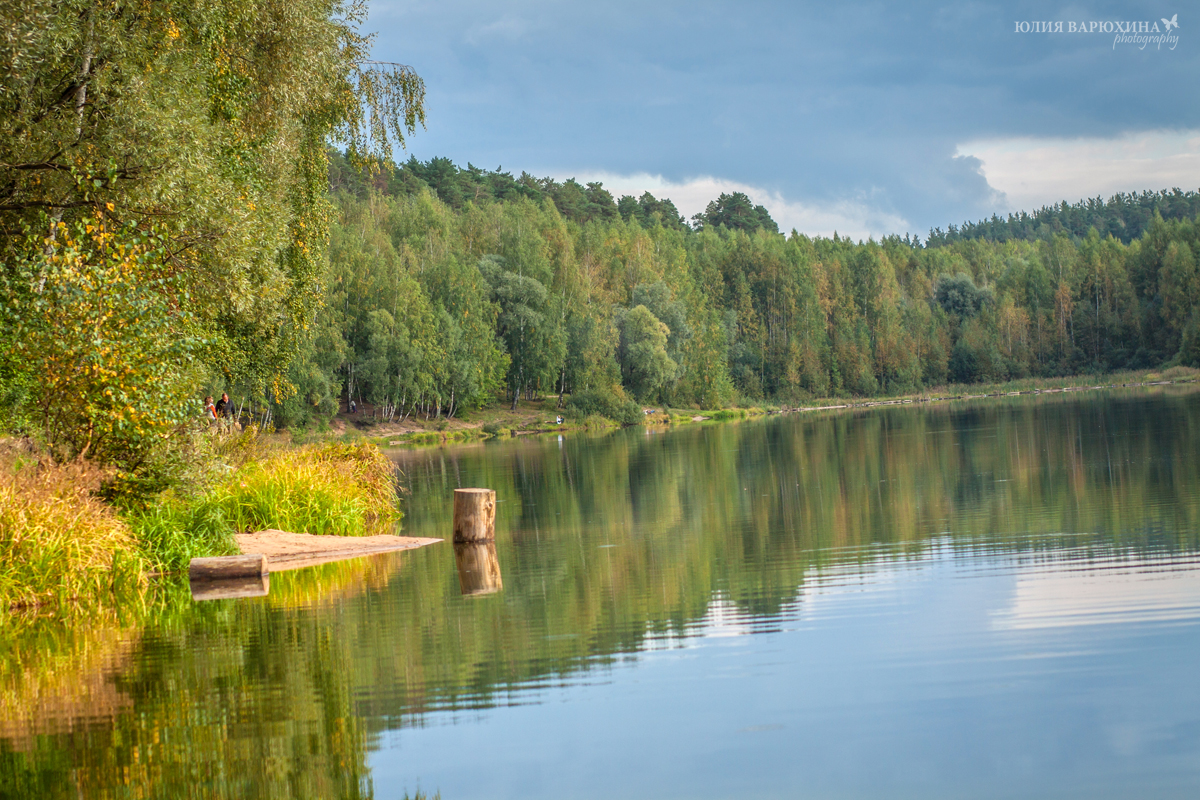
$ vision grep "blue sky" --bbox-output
[366,1,1199,239]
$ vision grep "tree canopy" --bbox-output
[692,192,779,234]
[0,0,424,475]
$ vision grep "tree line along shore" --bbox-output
[284,152,1200,437]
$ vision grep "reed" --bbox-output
[130,441,402,573]
[0,449,146,611]
[208,441,402,537]
[129,495,239,573]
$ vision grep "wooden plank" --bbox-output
[234,531,442,572]
[189,554,268,581]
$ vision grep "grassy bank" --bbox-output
[131,440,402,574]
[0,437,402,613]
[0,448,145,611]
[770,365,1200,414]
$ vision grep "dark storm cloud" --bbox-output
[366,0,1198,234]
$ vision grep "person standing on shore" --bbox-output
[214,393,235,432]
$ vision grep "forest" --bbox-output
[925,189,1200,247]
[275,151,1200,429]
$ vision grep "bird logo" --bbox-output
[1162,14,1178,31]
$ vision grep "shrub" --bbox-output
[0,219,204,472]
[565,390,642,425]
[949,341,980,384]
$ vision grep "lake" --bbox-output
[3,387,1200,799]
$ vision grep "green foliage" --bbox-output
[617,191,689,230]
[310,162,1200,409]
[927,188,1200,246]
[0,0,426,479]
[617,305,678,401]
[934,273,994,318]
[1,219,203,471]
[693,191,779,234]
[564,390,643,425]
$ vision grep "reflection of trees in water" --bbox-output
[0,566,383,799]
[4,389,1199,798]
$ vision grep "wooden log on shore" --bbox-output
[454,541,503,596]
[189,554,268,581]
[190,574,270,601]
[453,488,496,543]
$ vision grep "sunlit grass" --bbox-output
[129,495,239,574]
[210,441,401,536]
[0,449,146,611]
[131,441,404,573]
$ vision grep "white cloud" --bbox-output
[957,130,1200,214]
[558,171,911,241]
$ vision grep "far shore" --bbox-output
[283,367,1200,449]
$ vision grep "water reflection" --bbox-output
[189,574,270,601]
[3,387,1200,799]
[454,542,503,596]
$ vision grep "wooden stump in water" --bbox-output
[454,541,503,596]
[453,488,496,543]
[189,554,268,581]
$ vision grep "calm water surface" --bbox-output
[3,388,1200,799]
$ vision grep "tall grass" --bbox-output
[130,441,403,572]
[210,441,401,536]
[0,449,146,611]
[1,436,404,604]
[129,496,239,574]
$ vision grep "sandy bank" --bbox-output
[235,529,442,572]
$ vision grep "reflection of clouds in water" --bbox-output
[698,593,754,639]
[992,553,1200,631]
[688,541,1200,644]
[646,546,926,652]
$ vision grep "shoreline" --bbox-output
[309,369,1200,449]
